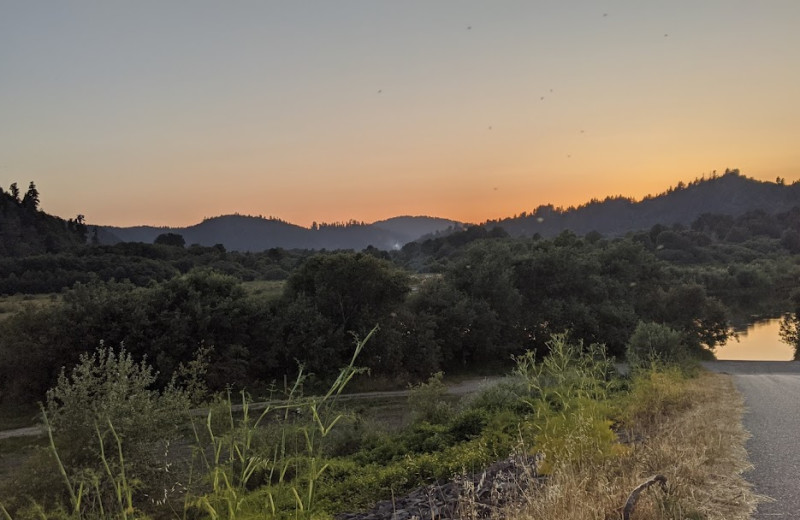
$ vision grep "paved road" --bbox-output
[703,361,800,519]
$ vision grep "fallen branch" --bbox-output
[622,474,667,520]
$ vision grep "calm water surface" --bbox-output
[716,318,794,361]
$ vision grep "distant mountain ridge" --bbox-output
[101,215,462,252]
[99,170,800,251]
[488,169,800,238]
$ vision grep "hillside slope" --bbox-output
[99,170,799,249]
[0,183,87,256]
[489,170,800,237]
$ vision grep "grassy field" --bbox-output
[0,279,284,320]
[0,293,61,322]
[240,274,442,301]
[0,274,438,322]
[241,279,286,300]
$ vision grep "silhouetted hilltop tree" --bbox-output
[21,181,39,211]
[317,219,368,229]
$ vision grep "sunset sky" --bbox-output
[2,1,800,228]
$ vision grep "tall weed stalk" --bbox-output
[188,326,375,519]
[38,406,143,519]
[513,333,622,473]
[20,330,373,520]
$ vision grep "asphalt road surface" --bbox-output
[703,361,800,519]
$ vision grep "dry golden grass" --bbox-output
[508,371,758,520]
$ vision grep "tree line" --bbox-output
[1,232,752,405]
[3,180,800,405]
[0,241,312,294]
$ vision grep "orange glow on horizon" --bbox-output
[46,165,800,230]
[6,3,800,229]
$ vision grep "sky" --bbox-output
[2,1,800,228]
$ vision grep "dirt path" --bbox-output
[0,376,507,440]
[0,425,42,441]
[703,361,800,518]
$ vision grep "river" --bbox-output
[715,318,795,361]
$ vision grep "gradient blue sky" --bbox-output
[2,1,800,227]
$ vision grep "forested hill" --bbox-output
[103,170,798,249]
[102,215,461,252]
[9,169,798,254]
[489,170,800,238]
[0,182,87,256]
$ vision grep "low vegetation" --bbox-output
[515,370,755,520]
[0,237,748,406]
[0,331,756,519]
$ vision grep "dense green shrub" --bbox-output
[460,377,529,414]
[1,345,196,519]
[625,321,688,368]
[407,372,453,425]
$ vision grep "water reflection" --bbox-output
[716,318,795,361]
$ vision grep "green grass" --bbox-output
[241,280,286,300]
[0,293,61,321]
[333,395,413,432]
